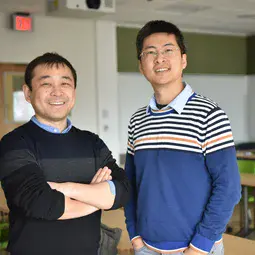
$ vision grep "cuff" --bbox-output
[107,180,116,195]
[190,233,215,254]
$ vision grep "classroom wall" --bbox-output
[247,36,255,74]
[0,13,98,133]
[1,13,254,160]
[0,13,121,160]
[117,27,247,74]
[95,21,119,161]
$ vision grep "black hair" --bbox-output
[24,52,77,90]
[136,20,187,60]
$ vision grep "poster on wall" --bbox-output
[13,91,34,122]
[4,72,34,123]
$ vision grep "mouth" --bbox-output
[49,101,65,106]
[155,68,170,73]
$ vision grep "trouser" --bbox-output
[134,242,224,255]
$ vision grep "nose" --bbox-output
[50,84,63,97]
[154,51,166,64]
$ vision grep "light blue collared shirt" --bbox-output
[31,116,116,195]
[31,116,72,133]
[146,82,194,115]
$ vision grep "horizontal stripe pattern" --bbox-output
[127,94,234,156]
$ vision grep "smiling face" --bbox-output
[139,32,187,90]
[23,63,76,127]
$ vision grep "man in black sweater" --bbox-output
[0,53,130,255]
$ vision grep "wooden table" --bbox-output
[102,209,255,255]
[241,173,255,187]
[223,233,255,255]
[236,151,255,160]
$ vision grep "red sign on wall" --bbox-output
[12,13,32,32]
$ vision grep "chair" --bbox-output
[237,160,255,202]
[237,159,255,235]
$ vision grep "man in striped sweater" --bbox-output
[124,20,241,255]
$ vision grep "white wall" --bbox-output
[0,13,97,132]
[95,21,119,162]
[118,73,250,154]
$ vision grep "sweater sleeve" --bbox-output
[123,121,139,241]
[190,107,241,254]
[0,132,65,220]
[93,134,130,210]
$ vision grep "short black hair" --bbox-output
[24,52,77,90]
[136,20,187,60]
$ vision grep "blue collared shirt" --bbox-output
[31,116,116,195]
[146,82,194,115]
[31,116,72,134]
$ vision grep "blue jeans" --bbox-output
[134,242,224,255]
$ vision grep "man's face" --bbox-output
[139,32,187,89]
[23,64,76,125]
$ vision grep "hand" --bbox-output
[91,167,112,184]
[48,182,72,196]
[48,182,61,191]
[183,248,202,255]
[131,237,145,251]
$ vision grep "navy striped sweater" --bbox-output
[124,92,241,254]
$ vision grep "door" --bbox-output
[0,63,32,139]
[0,63,30,212]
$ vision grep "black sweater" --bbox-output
[0,121,130,255]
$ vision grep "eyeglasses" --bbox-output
[140,47,180,60]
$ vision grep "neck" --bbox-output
[35,115,68,132]
[153,81,184,105]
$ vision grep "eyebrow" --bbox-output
[38,75,73,81]
[38,75,51,80]
[62,76,73,81]
[144,43,175,50]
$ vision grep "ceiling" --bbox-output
[1,0,255,35]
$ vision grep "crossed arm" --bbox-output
[0,134,130,221]
[1,163,116,221]
[49,135,130,218]
[51,167,114,220]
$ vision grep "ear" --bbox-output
[181,54,187,70]
[139,61,144,75]
[23,84,32,103]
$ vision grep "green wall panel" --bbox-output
[184,33,246,74]
[117,27,139,73]
[247,36,255,74]
[117,27,247,75]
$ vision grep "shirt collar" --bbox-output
[146,82,193,115]
[31,116,72,134]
